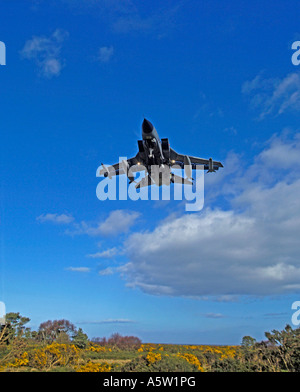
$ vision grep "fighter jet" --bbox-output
[99,118,223,188]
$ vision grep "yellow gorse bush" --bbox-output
[220,347,237,359]
[32,343,79,369]
[146,352,162,364]
[1,343,80,370]
[7,352,29,368]
[195,345,238,359]
[138,344,156,352]
[184,345,198,350]
[88,345,112,352]
[76,361,111,372]
[177,353,204,372]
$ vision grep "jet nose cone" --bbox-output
[142,118,153,134]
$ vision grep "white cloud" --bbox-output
[68,210,140,237]
[77,318,135,325]
[242,72,300,119]
[117,131,300,298]
[20,29,69,78]
[66,267,90,272]
[98,46,114,62]
[257,132,300,170]
[37,209,140,243]
[87,247,119,258]
[204,313,225,319]
[37,213,74,224]
[99,318,135,324]
[98,267,115,276]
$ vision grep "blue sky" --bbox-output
[1,0,300,344]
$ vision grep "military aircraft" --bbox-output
[99,118,223,189]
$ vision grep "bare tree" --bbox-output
[38,319,76,343]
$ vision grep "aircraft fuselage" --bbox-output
[141,118,165,168]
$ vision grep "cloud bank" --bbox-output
[242,72,300,119]
[118,131,300,298]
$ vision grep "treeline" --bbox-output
[92,333,141,350]
[0,312,141,350]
